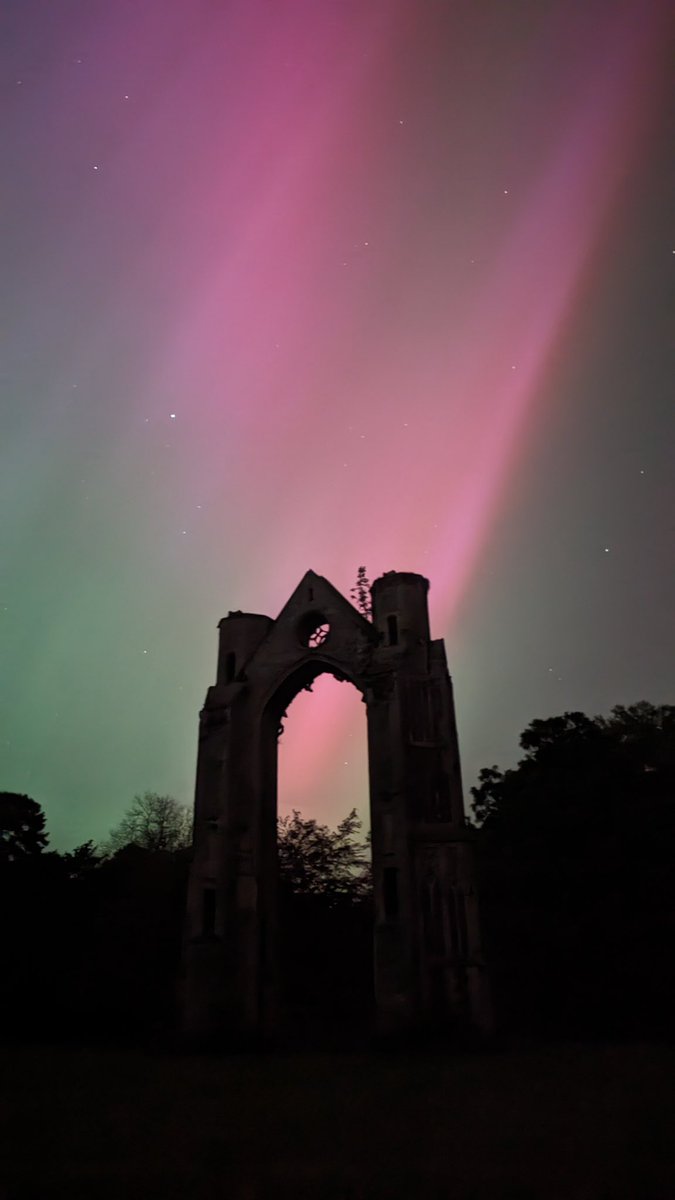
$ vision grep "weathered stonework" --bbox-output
[184,570,492,1041]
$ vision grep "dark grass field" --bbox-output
[1,1041,674,1199]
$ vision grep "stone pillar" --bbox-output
[367,677,416,1033]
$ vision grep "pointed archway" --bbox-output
[184,570,492,1041]
[276,673,372,1042]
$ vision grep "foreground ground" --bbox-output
[1,1041,674,1198]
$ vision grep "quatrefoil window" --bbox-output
[307,622,330,648]
[298,612,331,649]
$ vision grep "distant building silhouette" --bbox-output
[184,570,492,1041]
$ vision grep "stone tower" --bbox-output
[184,570,491,1041]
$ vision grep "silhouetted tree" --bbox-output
[277,808,371,902]
[59,840,102,880]
[104,791,192,855]
[472,703,675,1037]
[0,793,190,1040]
[350,566,372,620]
[0,793,49,864]
[277,809,373,1036]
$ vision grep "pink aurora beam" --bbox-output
[277,2,669,819]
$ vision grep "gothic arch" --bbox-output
[265,657,366,729]
[183,569,492,1042]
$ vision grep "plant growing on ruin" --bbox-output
[350,566,372,620]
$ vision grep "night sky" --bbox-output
[2,0,673,851]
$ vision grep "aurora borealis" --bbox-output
[2,0,673,850]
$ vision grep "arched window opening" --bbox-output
[432,772,452,823]
[448,887,468,960]
[422,874,445,956]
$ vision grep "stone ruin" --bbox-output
[184,569,491,1041]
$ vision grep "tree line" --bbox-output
[1,700,673,1042]
[0,788,372,1041]
[473,701,675,1039]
